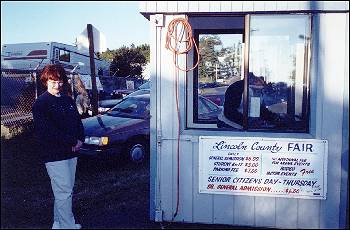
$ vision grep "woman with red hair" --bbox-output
[32,64,84,229]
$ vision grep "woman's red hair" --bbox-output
[40,64,68,87]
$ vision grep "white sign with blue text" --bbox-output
[198,137,328,199]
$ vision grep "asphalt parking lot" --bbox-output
[1,130,247,229]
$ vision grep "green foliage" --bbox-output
[198,35,243,83]
[198,35,222,82]
[100,44,150,78]
[137,44,150,63]
[99,48,115,62]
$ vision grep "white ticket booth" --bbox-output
[139,1,349,228]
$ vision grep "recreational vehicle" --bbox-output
[1,42,109,75]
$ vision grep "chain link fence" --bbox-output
[1,59,145,138]
[1,69,38,138]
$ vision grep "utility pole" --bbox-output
[87,24,98,116]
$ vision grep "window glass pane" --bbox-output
[197,33,243,123]
[59,50,70,62]
[198,97,210,114]
[198,95,221,122]
[248,15,310,131]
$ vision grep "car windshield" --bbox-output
[138,81,150,90]
[106,96,149,119]
[99,99,122,108]
[127,89,149,97]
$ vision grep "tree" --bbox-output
[99,48,115,62]
[137,44,150,63]
[198,35,222,82]
[106,44,149,78]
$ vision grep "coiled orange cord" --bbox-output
[165,16,199,219]
[165,17,200,72]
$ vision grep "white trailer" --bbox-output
[1,42,110,75]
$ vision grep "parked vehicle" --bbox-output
[88,89,150,116]
[109,80,150,100]
[87,99,124,115]
[199,85,227,106]
[80,93,151,163]
[198,95,222,121]
[137,80,150,90]
[201,93,225,107]
[80,89,221,163]
[110,89,135,99]
[1,42,109,75]
[199,82,227,89]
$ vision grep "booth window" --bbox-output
[191,14,311,132]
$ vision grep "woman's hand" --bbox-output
[72,140,83,152]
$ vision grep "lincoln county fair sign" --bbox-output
[199,137,328,199]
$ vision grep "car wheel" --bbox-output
[128,143,146,163]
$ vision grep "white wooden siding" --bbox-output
[242,1,254,11]
[264,1,277,11]
[220,1,232,12]
[198,1,210,12]
[158,14,176,222]
[231,1,243,11]
[340,11,349,230]
[140,1,349,13]
[146,1,157,12]
[253,1,265,11]
[276,1,288,11]
[275,198,298,228]
[318,13,347,229]
[146,2,349,229]
[149,14,160,221]
[177,1,189,12]
[156,1,168,12]
[255,196,276,227]
[188,1,199,12]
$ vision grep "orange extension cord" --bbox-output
[165,16,199,219]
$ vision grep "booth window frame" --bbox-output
[187,14,312,133]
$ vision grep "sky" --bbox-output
[1,1,150,50]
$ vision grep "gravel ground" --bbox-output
[1,130,253,229]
